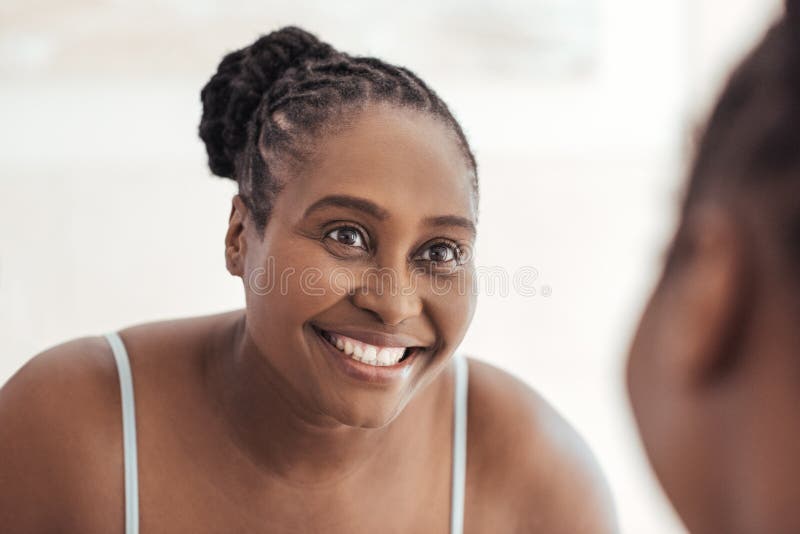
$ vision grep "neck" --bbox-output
[202,311,434,488]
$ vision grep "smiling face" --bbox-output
[229,103,477,428]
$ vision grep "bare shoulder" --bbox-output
[464,357,618,534]
[0,311,241,532]
[0,335,124,531]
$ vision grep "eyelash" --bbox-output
[416,240,464,265]
[322,224,466,265]
[323,224,370,252]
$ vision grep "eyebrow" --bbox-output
[303,195,389,220]
[422,215,476,237]
[303,194,476,236]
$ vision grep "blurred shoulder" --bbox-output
[464,356,618,534]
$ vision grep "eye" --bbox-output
[417,241,462,264]
[325,226,367,250]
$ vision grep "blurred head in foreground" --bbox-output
[627,2,800,533]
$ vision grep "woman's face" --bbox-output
[237,103,477,428]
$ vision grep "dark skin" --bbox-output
[627,193,800,534]
[0,103,616,533]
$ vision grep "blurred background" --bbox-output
[0,0,785,531]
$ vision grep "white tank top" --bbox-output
[104,331,469,534]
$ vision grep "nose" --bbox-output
[350,266,423,326]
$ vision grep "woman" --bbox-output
[0,27,615,533]
[627,2,800,533]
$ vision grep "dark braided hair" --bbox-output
[677,1,800,264]
[199,26,478,234]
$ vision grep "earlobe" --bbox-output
[666,204,752,386]
[225,194,248,276]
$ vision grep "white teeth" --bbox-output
[322,330,408,367]
[377,348,396,365]
[362,346,377,363]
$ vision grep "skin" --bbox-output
[627,193,800,534]
[0,103,617,533]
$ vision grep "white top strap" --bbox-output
[450,354,469,534]
[105,332,139,534]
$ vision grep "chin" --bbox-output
[324,394,409,429]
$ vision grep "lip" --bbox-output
[312,325,432,349]
[310,325,426,385]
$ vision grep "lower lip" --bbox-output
[311,326,421,385]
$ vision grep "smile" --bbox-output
[313,326,421,367]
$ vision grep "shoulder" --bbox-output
[464,357,618,534]
[0,335,123,531]
[0,335,121,429]
[0,312,240,531]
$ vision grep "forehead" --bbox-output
[276,104,476,222]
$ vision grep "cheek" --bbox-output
[628,308,670,458]
[422,269,477,351]
[242,237,343,339]
[628,303,701,508]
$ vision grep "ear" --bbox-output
[659,203,752,387]
[225,195,249,277]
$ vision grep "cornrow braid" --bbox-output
[199,26,478,234]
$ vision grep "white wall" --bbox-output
[0,1,783,532]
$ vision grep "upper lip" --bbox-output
[312,324,432,349]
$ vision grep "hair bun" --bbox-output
[199,26,336,178]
